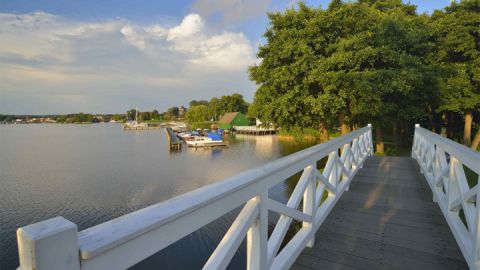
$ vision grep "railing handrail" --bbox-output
[414,126,480,174]
[79,126,370,258]
[17,125,373,270]
[412,124,480,270]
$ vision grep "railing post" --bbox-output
[303,164,316,248]
[473,175,480,268]
[432,147,440,203]
[412,124,420,159]
[367,124,373,155]
[247,192,268,270]
[341,144,351,191]
[447,157,460,211]
[17,217,80,270]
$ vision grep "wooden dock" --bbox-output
[165,127,182,150]
[292,156,468,270]
[233,126,277,135]
[123,125,161,131]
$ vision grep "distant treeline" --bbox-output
[0,113,126,123]
[185,93,249,123]
[248,0,480,152]
[1,93,250,125]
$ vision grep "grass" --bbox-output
[278,127,320,142]
[277,127,344,143]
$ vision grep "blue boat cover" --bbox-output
[208,132,222,141]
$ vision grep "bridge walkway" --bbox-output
[292,156,468,270]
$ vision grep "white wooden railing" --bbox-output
[16,125,373,270]
[412,124,480,270]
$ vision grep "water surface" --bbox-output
[0,124,315,269]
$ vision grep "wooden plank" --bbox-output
[293,156,468,270]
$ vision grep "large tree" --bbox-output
[431,0,480,146]
[167,107,180,118]
[186,105,209,123]
[208,97,221,121]
[249,4,333,140]
[249,1,438,148]
[219,93,248,114]
[322,0,439,150]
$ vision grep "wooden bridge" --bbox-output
[293,156,467,270]
[15,125,480,270]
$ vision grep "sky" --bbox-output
[0,0,452,114]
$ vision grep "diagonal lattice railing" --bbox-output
[412,124,480,270]
[16,125,373,270]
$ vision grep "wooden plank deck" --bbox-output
[292,156,468,270]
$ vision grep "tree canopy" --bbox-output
[186,93,249,123]
[249,0,480,149]
[186,105,209,123]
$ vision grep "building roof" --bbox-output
[218,112,240,124]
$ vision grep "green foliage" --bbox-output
[218,93,249,114]
[187,94,249,121]
[431,1,480,114]
[111,114,126,122]
[126,109,137,121]
[248,0,478,138]
[151,110,160,120]
[189,100,209,107]
[279,127,320,142]
[186,105,209,123]
[56,113,93,123]
[167,107,180,118]
[208,97,221,121]
[189,121,218,130]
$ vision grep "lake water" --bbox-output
[0,124,316,269]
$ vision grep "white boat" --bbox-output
[124,121,148,128]
[123,107,148,128]
[185,136,223,147]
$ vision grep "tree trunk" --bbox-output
[447,112,454,139]
[464,110,473,146]
[392,123,400,148]
[471,129,480,151]
[440,112,447,137]
[320,121,329,143]
[339,114,350,135]
[426,105,435,132]
[375,127,384,154]
[400,120,408,146]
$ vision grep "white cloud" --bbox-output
[0,12,256,114]
[167,14,204,41]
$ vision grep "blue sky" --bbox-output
[0,0,452,114]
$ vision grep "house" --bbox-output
[218,112,250,130]
[179,106,186,117]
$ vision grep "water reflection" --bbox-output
[0,125,317,269]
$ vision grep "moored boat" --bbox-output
[185,132,225,147]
